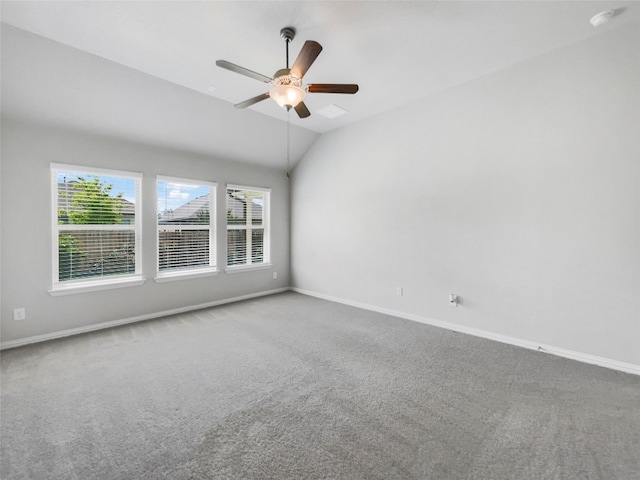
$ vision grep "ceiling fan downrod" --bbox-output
[280,27,296,69]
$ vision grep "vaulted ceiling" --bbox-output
[1,1,637,168]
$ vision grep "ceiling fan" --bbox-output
[216,27,359,118]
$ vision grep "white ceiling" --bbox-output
[1,1,637,166]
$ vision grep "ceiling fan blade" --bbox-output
[290,41,323,79]
[216,60,272,83]
[234,93,270,109]
[308,84,359,94]
[294,101,311,118]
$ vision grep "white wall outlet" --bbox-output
[13,308,26,321]
[449,294,458,307]
[396,287,403,296]
[272,271,278,280]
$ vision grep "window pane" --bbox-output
[252,229,264,263]
[157,178,215,274]
[58,230,135,281]
[249,196,263,226]
[227,188,263,226]
[159,230,210,271]
[157,181,210,225]
[226,192,246,225]
[57,173,136,225]
[227,230,246,266]
[226,229,264,265]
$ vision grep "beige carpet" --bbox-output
[1,292,639,479]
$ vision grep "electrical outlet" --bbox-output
[13,308,26,321]
[449,294,458,307]
[273,272,278,280]
[396,287,403,296]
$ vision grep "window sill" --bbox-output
[49,276,146,296]
[154,268,219,283]
[225,263,272,274]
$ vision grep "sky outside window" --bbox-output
[157,181,210,215]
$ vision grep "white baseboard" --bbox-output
[5,286,638,376]
[0,287,291,350]
[292,288,640,376]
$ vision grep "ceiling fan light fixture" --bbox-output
[269,84,306,109]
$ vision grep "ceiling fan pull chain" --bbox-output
[286,110,291,179]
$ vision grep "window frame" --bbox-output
[225,184,271,273]
[49,163,144,296]
[155,176,218,282]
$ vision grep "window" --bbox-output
[157,177,217,279]
[226,185,270,269]
[51,164,143,294]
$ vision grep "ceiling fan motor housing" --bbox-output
[273,69,303,87]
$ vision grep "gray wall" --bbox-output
[1,118,290,343]
[291,25,640,367]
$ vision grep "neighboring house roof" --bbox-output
[157,192,262,224]
[158,194,210,224]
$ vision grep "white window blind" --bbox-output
[51,164,142,291]
[226,185,270,268]
[157,177,216,276]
